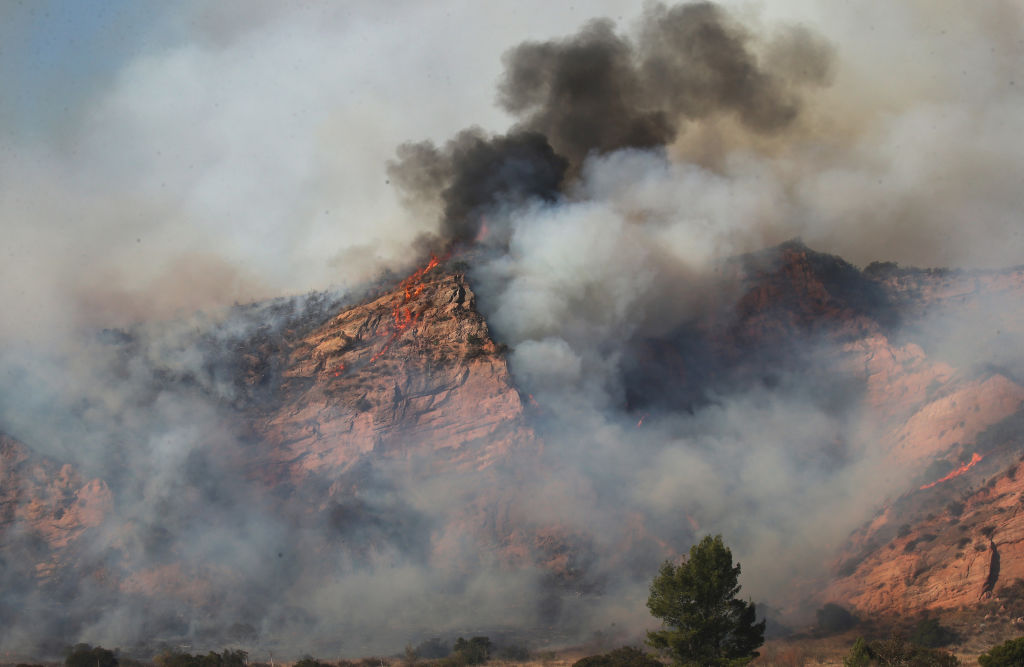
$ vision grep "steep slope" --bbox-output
[818,265,1024,616]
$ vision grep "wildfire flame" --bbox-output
[329,254,444,378]
[920,452,983,490]
[367,254,442,364]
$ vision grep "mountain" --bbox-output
[3,241,1024,655]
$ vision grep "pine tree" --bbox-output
[646,535,765,666]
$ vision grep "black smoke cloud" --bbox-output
[390,1,833,243]
[390,130,569,244]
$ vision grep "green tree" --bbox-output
[979,636,1024,666]
[646,534,765,666]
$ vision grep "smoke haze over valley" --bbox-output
[2,0,1024,659]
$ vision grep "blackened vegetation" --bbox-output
[389,2,833,245]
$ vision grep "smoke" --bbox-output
[3,0,1024,659]
[390,1,832,244]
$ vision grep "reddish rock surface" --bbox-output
[0,433,112,583]
[256,267,538,483]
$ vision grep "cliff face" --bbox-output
[825,460,1024,615]
[254,266,537,483]
[816,264,1024,616]
[0,433,111,584]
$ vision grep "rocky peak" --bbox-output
[253,260,538,484]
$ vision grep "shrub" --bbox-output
[843,637,871,667]
[816,603,858,635]
[979,636,1024,666]
[572,647,661,667]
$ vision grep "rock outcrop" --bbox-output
[255,265,537,483]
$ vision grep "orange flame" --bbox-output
[367,254,442,364]
[920,452,983,490]
[636,413,648,428]
[328,254,444,379]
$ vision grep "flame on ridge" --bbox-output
[367,254,441,363]
[919,452,983,491]
[329,253,452,378]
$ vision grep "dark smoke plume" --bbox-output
[390,130,569,243]
[389,1,833,242]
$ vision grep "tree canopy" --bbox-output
[646,534,765,666]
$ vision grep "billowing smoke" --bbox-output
[390,1,832,243]
[2,0,1024,660]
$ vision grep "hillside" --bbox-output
[3,242,1024,657]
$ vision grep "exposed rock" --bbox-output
[253,266,539,484]
[0,433,112,583]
